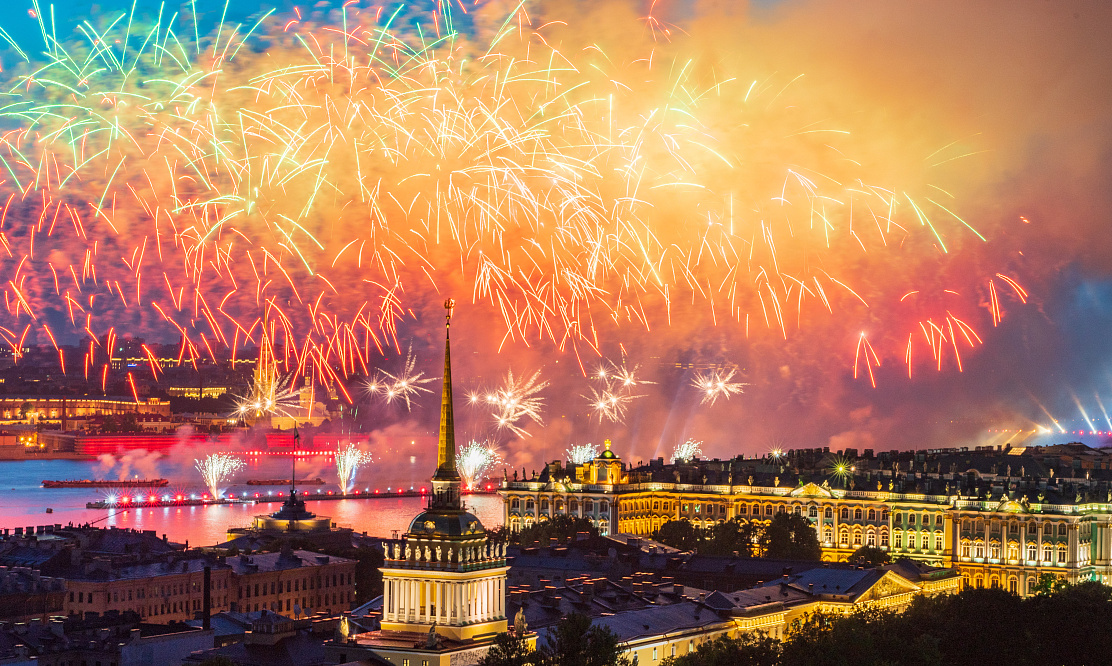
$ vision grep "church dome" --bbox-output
[408,509,486,537]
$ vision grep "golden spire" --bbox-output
[433,300,461,492]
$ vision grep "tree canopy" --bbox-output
[653,514,819,560]
[478,613,631,666]
[664,582,1112,666]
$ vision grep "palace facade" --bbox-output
[500,443,1112,596]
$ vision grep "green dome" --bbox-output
[408,509,486,537]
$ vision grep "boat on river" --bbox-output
[42,478,169,488]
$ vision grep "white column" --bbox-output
[386,580,394,620]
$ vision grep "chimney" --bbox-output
[203,566,212,631]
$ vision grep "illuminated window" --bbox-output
[866,531,875,547]
[824,528,833,543]
[1043,545,1052,562]
[540,500,549,511]
[935,534,944,551]
[1058,546,1067,563]
[908,534,916,549]
[653,648,657,661]
[526,499,535,512]
[738,504,747,515]
[961,542,970,558]
[1027,543,1037,561]
[653,502,659,511]
[880,532,889,548]
[894,532,902,549]
[853,532,862,546]
[809,506,818,518]
[881,510,889,521]
[824,507,833,519]
[840,508,849,520]
[854,508,862,520]
[839,528,849,546]
[867,509,876,521]
[1058,523,1067,536]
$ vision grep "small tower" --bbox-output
[377,300,510,642]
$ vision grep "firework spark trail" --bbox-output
[691,366,748,405]
[367,347,434,410]
[456,440,502,490]
[194,453,245,499]
[0,1,1026,391]
[672,439,703,463]
[566,443,600,464]
[335,443,372,493]
[470,369,549,437]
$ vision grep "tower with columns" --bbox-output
[377,300,510,643]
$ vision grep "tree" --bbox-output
[653,519,702,551]
[514,514,598,546]
[19,401,32,420]
[1030,572,1066,596]
[662,632,780,666]
[478,630,536,666]
[759,513,821,560]
[535,613,631,666]
[702,518,759,556]
[849,546,890,567]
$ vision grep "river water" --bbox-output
[0,459,503,546]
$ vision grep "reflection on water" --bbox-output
[0,459,503,546]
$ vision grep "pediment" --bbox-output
[791,482,833,498]
[860,571,920,602]
[995,498,1027,514]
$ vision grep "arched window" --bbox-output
[600,502,610,514]
[1058,545,1067,563]
[540,499,549,511]
[840,508,849,520]
[653,501,659,511]
[511,498,520,510]
[569,500,579,512]
[935,533,944,552]
[809,506,818,518]
[584,500,595,513]
[853,508,862,520]
[908,533,917,550]
[974,541,984,559]
[1009,577,1018,594]
[738,504,748,515]
[823,527,833,543]
[824,507,833,519]
[1027,543,1037,561]
[1043,544,1052,562]
[882,510,889,521]
[766,505,774,516]
[867,509,876,521]
[1058,523,1067,536]
[555,500,564,512]
[961,541,970,558]
[990,543,1000,559]
[852,531,862,546]
[839,528,849,545]
[880,531,889,548]
[793,506,802,515]
[909,513,918,525]
[866,530,875,547]
[525,499,535,512]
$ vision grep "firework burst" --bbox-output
[587,361,651,423]
[367,348,434,411]
[194,454,245,499]
[456,440,502,490]
[672,439,704,463]
[566,443,600,465]
[335,443,373,493]
[0,0,1016,394]
[692,367,749,406]
[470,369,549,437]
